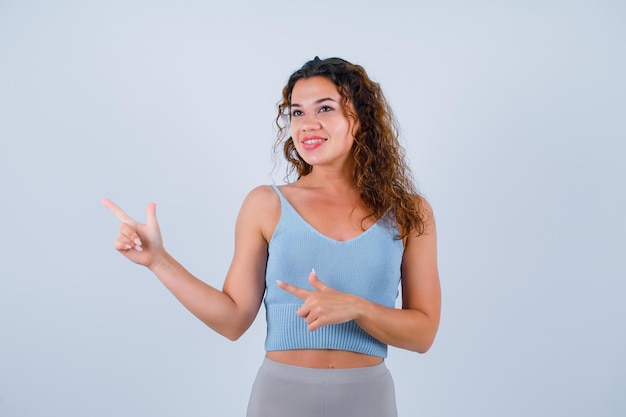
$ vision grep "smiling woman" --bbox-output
[103,56,440,417]
[288,76,357,171]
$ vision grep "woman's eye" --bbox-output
[319,106,333,113]
[291,109,303,117]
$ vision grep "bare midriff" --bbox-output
[266,349,383,369]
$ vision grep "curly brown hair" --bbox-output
[274,57,426,238]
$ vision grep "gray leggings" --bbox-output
[247,357,398,417]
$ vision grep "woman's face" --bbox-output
[289,76,357,171]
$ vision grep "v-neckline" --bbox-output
[273,185,380,244]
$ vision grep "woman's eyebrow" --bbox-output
[291,97,338,107]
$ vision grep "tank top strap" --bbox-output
[270,184,301,224]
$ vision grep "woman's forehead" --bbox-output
[291,76,341,104]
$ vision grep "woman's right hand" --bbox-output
[102,199,165,268]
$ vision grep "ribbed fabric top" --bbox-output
[264,185,404,358]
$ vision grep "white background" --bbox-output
[1,1,624,416]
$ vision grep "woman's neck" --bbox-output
[299,166,355,192]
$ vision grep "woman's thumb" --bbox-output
[146,202,158,225]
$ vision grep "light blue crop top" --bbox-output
[264,185,404,358]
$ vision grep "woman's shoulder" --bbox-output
[241,185,280,218]
[241,185,280,210]
[245,184,280,198]
[238,185,281,240]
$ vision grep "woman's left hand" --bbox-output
[277,270,361,331]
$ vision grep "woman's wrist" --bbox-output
[147,249,171,272]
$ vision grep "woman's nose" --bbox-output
[301,114,321,131]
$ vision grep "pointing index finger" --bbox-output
[276,280,310,300]
[101,198,136,224]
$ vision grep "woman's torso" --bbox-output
[260,182,400,369]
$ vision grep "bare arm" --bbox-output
[278,200,441,353]
[102,186,274,341]
[353,207,440,352]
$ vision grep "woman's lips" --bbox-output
[302,136,326,150]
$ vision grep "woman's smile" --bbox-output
[301,135,327,150]
[289,76,356,168]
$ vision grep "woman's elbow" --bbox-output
[201,318,250,341]
[411,328,438,354]
[414,340,435,354]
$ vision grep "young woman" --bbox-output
[103,57,440,417]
